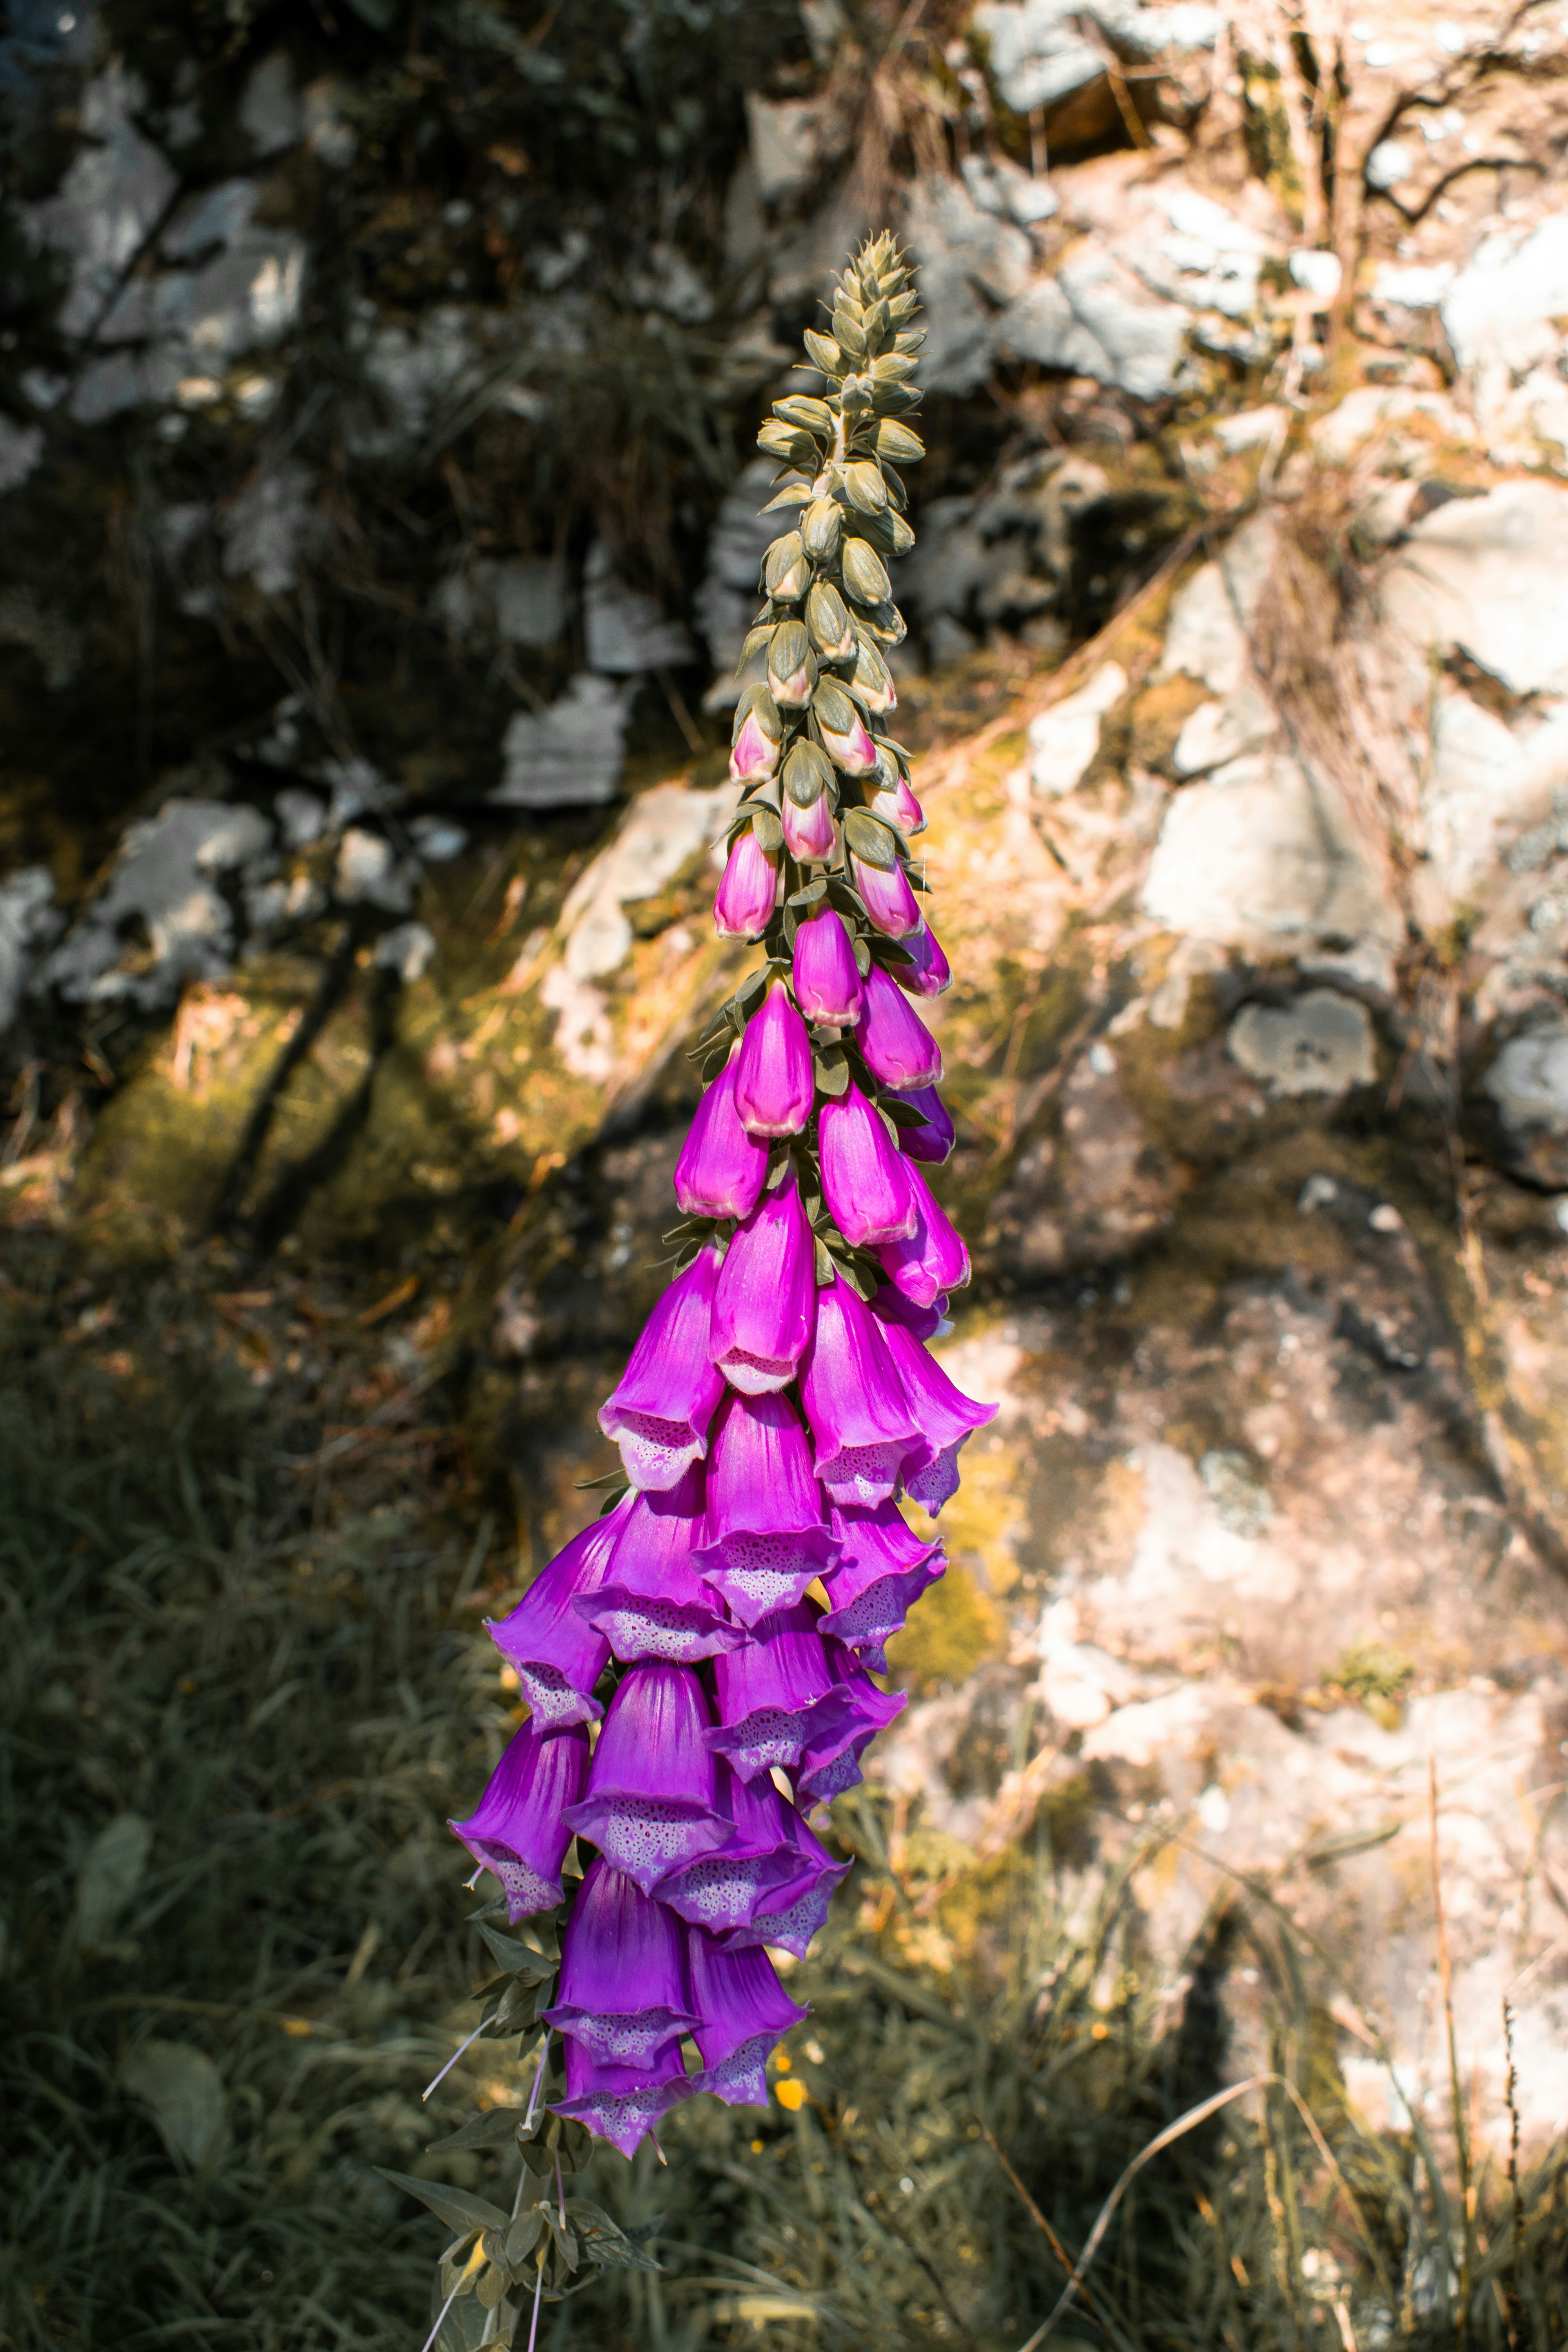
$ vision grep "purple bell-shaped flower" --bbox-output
[791,903,863,1027]
[796,1640,907,1800]
[817,1082,915,1247]
[694,1390,840,1625]
[689,1936,808,2109]
[705,1601,840,1779]
[875,1161,971,1308]
[576,1466,746,1664]
[486,1504,625,1727]
[552,2040,691,2160]
[873,1303,998,1516]
[561,1662,736,1894]
[723,1802,850,1960]
[709,1163,816,1396]
[543,1858,698,2067]
[447,1718,590,1923]
[799,1273,929,1506]
[855,961,942,1092]
[598,1242,726,1490]
[714,828,780,940]
[656,1760,809,1934]
[897,1083,955,1165]
[674,1051,769,1222]
[733,978,813,1137]
[819,1499,945,1668]
[893,920,951,998]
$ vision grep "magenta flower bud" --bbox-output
[710,1163,816,1394]
[796,1640,907,1801]
[791,903,863,1026]
[577,1465,746,1665]
[657,1760,808,1933]
[817,1082,915,1247]
[820,1500,945,1666]
[893,920,951,998]
[898,1082,955,1164]
[689,1936,808,2109]
[674,1051,770,1221]
[869,772,926,837]
[714,827,780,940]
[873,1307,997,1516]
[871,1282,947,1339]
[598,1242,726,1490]
[553,2038,691,2160]
[733,978,813,1138]
[706,1601,840,1778]
[782,788,836,862]
[561,1661,736,1894]
[814,680,878,775]
[694,1390,840,1624]
[728,706,781,786]
[875,1160,971,1309]
[855,962,942,1092]
[486,1503,626,1727]
[851,851,922,939]
[799,1274,929,1507]
[544,1857,697,2067]
[447,1718,590,1923]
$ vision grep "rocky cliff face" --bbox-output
[5,0,1568,2288]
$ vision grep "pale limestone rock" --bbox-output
[1141,751,1388,950]
[1483,1022,1568,1138]
[905,176,1033,395]
[26,68,178,339]
[45,799,272,1009]
[1027,662,1126,796]
[583,541,695,673]
[494,676,632,810]
[998,248,1189,400]
[559,780,739,983]
[1382,480,1568,701]
[1227,988,1377,1096]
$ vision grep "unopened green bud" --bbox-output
[751,803,785,856]
[802,329,842,376]
[842,807,898,869]
[806,579,856,662]
[767,619,816,706]
[763,531,811,603]
[833,308,867,360]
[800,497,842,563]
[758,420,815,463]
[783,739,834,809]
[873,419,925,463]
[849,633,896,713]
[872,382,921,417]
[872,354,917,385]
[841,537,892,607]
[731,681,783,747]
[773,393,834,436]
[840,461,887,515]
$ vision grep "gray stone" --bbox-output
[494,675,632,809]
[1142,751,1390,951]
[46,799,273,1009]
[744,94,837,205]
[695,459,799,695]
[1382,481,1568,701]
[1483,1024,1568,1137]
[973,0,1103,114]
[904,176,1032,396]
[26,69,178,338]
[1443,214,1568,377]
[959,153,1058,228]
[1027,662,1127,795]
[0,417,44,495]
[583,542,694,673]
[0,867,59,1029]
[998,247,1188,399]
[374,921,437,982]
[220,461,319,596]
[238,51,302,154]
[335,828,414,913]
[1227,989,1377,1095]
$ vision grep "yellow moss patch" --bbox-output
[888,1559,1004,1694]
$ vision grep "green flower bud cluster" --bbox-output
[730,234,926,892]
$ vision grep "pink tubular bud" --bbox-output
[782,791,835,862]
[729,709,781,785]
[791,904,863,1026]
[893,920,951,997]
[851,852,922,939]
[715,828,780,939]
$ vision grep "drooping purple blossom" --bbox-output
[893,919,951,998]
[819,1499,945,1666]
[561,1662,735,1894]
[709,1164,816,1396]
[817,1082,915,1247]
[791,904,863,1027]
[553,2038,692,2160]
[576,1468,746,1664]
[873,1304,997,1517]
[851,851,922,939]
[694,1390,840,1625]
[855,962,942,1092]
[705,1601,839,1779]
[673,1052,769,1222]
[544,1858,697,2067]
[655,1760,806,1933]
[714,828,780,939]
[897,1083,955,1165]
[722,1803,850,1960]
[486,1505,625,1727]
[448,1719,591,1923]
[598,1243,726,1490]
[875,1160,971,1308]
[733,979,813,1138]
[795,1640,907,1800]
[799,1273,929,1506]
[688,1936,808,2108]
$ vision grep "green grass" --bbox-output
[2,1235,1565,2352]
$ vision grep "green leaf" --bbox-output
[505,2208,546,2266]
[476,2263,510,2311]
[481,1977,542,2036]
[375,2170,511,2240]
[574,1468,629,1492]
[788,875,828,910]
[853,934,871,977]
[475,1919,555,1981]
[564,2200,663,2274]
[814,1236,837,1286]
